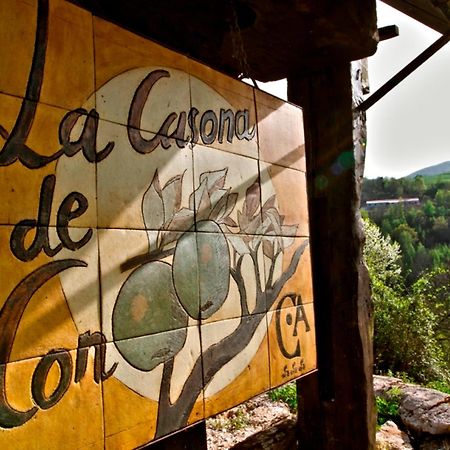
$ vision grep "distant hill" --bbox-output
[407,161,450,178]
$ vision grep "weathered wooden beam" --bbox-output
[377,25,400,41]
[69,0,378,82]
[357,30,450,112]
[288,63,375,450]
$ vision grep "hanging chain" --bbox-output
[228,0,258,88]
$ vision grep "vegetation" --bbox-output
[362,174,450,281]
[362,172,450,387]
[268,382,297,412]
[208,405,249,431]
[375,387,402,427]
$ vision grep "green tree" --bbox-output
[392,223,418,273]
[363,219,449,383]
[430,244,450,268]
[423,200,436,218]
[412,175,426,197]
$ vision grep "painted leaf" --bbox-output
[263,238,274,259]
[265,208,282,235]
[245,214,262,235]
[196,186,212,221]
[142,171,165,248]
[256,217,272,235]
[222,217,238,227]
[166,207,195,232]
[199,168,228,193]
[237,210,248,231]
[210,189,230,220]
[189,178,208,212]
[281,235,295,250]
[161,172,184,224]
[262,194,276,214]
[281,224,298,237]
[224,192,238,218]
[244,180,260,218]
[210,188,228,207]
[227,234,250,255]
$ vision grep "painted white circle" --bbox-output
[54,67,274,402]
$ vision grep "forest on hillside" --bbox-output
[362,174,450,387]
[362,174,450,281]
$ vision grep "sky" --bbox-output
[257,1,450,179]
[365,1,450,179]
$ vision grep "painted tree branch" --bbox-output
[266,249,281,290]
[230,255,249,316]
[155,239,309,438]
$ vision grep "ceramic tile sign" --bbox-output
[0,0,316,448]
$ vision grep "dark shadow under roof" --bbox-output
[383,0,450,33]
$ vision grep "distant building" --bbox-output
[364,198,420,210]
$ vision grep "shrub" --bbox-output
[363,219,450,384]
[376,387,402,427]
[268,382,297,412]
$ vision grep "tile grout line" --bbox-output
[91,11,107,450]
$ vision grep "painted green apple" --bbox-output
[112,261,188,371]
[173,220,230,319]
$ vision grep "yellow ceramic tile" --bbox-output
[260,161,310,237]
[95,120,194,230]
[40,0,95,110]
[94,16,189,83]
[202,314,270,416]
[103,376,158,449]
[189,60,254,99]
[204,334,270,417]
[255,89,306,172]
[0,4,315,444]
[0,0,36,98]
[94,17,190,134]
[0,93,97,228]
[49,0,92,26]
[189,60,257,159]
[264,237,313,312]
[267,303,316,388]
[78,441,104,450]
[0,225,99,363]
[1,225,100,363]
[103,327,204,446]
[0,0,94,111]
[0,349,104,449]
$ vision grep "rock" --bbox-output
[373,375,403,397]
[374,376,450,436]
[419,436,450,449]
[399,385,450,435]
[229,417,297,450]
[376,420,413,450]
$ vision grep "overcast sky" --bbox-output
[365,1,450,179]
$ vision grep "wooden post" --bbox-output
[288,64,375,450]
